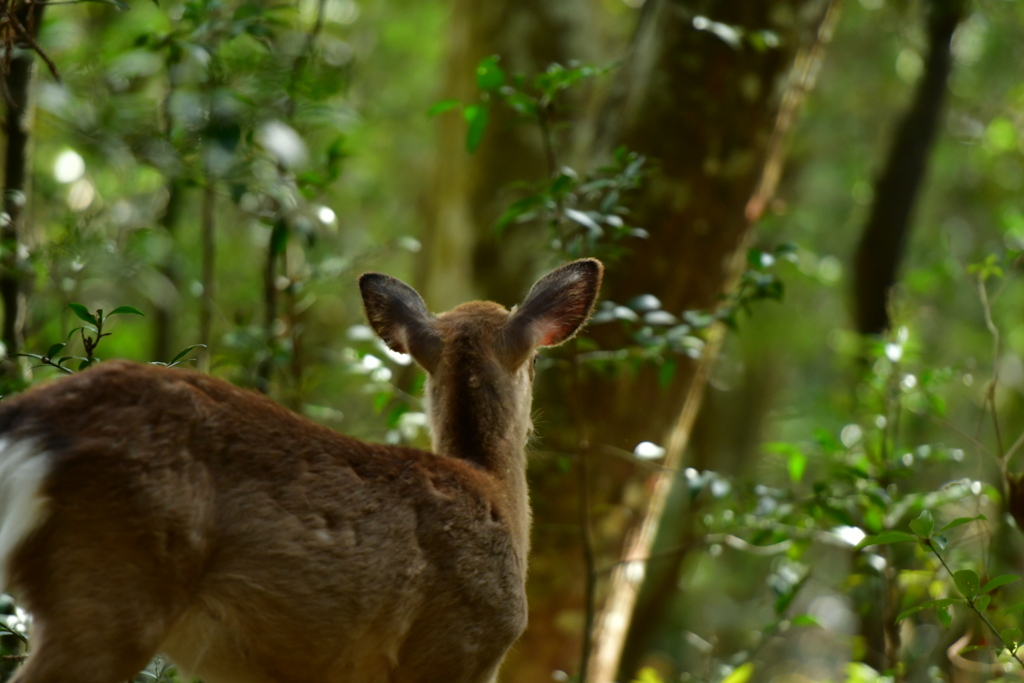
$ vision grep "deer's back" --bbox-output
[0,361,527,683]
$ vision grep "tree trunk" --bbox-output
[852,0,964,336]
[418,0,598,309]
[578,0,835,450]
[573,2,840,679]
[0,4,46,375]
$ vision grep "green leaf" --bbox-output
[385,403,410,429]
[959,644,995,654]
[720,663,754,683]
[788,450,807,484]
[0,621,28,646]
[81,0,130,9]
[270,220,289,256]
[232,3,263,20]
[169,344,207,366]
[658,358,676,389]
[46,343,65,359]
[854,530,918,550]
[108,305,145,317]
[427,99,462,117]
[564,208,602,235]
[298,171,325,189]
[1001,627,1022,646]
[774,573,809,614]
[940,515,987,532]
[1004,601,1024,615]
[683,310,716,329]
[896,597,962,622]
[631,667,664,683]
[954,569,980,599]
[67,303,97,326]
[981,574,1020,594]
[975,594,991,612]
[501,90,538,117]
[495,194,545,234]
[550,171,577,197]
[79,358,96,371]
[599,189,620,215]
[967,254,1004,282]
[463,103,489,153]
[475,55,505,92]
[791,614,821,628]
[938,605,952,628]
[909,510,934,538]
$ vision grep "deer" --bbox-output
[0,258,603,683]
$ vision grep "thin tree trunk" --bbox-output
[153,66,183,363]
[285,281,305,411]
[198,182,216,373]
[152,180,182,363]
[257,221,283,393]
[617,347,781,676]
[852,0,964,335]
[0,4,46,370]
[283,239,307,411]
[587,330,722,681]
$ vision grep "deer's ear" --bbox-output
[359,273,443,373]
[501,259,603,368]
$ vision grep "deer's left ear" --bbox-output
[500,259,603,369]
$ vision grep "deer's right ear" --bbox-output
[359,273,443,373]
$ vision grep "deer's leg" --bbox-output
[10,616,162,683]
[8,511,198,683]
[9,562,181,683]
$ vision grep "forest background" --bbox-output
[0,0,1022,682]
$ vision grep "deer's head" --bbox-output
[359,259,603,464]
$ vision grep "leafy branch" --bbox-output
[0,621,27,647]
[430,56,611,158]
[0,0,61,108]
[496,147,648,260]
[15,303,143,372]
[67,304,144,367]
[150,344,208,369]
[858,510,1024,668]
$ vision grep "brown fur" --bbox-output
[0,258,602,683]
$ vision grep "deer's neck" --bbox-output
[426,363,531,465]
[426,374,532,557]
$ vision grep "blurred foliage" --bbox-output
[1,0,1024,683]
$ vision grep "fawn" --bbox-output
[0,258,602,683]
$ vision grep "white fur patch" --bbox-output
[0,439,52,592]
